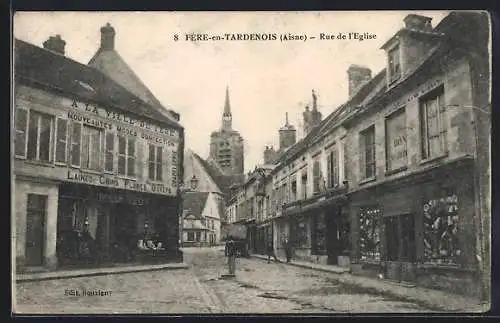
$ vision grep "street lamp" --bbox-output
[443,104,490,302]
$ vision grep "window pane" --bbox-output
[118,136,126,155]
[81,127,90,168]
[156,163,162,181]
[89,128,101,170]
[156,147,162,164]
[27,113,38,160]
[15,108,28,157]
[149,162,155,180]
[128,138,135,156]
[118,156,126,175]
[55,119,68,163]
[39,114,52,162]
[149,145,155,161]
[105,133,114,171]
[71,123,81,166]
[127,156,135,176]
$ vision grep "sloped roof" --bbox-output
[14,39,181,129]
[88,46,179,124]
[184,149,223,194]
[192,153,244,197]
[183,192,210,219]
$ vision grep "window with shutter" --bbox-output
[55,118,68,164]
[104,132,115,172]
[27,111,54,163]
[70,122,82,167]
[15,107,28,158]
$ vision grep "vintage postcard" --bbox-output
[12,11,492,314]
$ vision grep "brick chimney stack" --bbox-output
[403,14,433,31]
[100,23,116,51]
[347,65,372,97]
[43,35,66,55]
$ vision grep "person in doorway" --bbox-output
[266,240,278,263]
[283,237,293,263]
[225,237,237,277]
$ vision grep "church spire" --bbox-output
[222,86,232,130]
[223,86,231,117]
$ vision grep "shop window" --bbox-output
[104,132,115,172]
[359,125,376,180]
[385,108,408,172]
[148,144,163,181]
[388,45,401,83]
[327,145,339,188]
[187,232,194,241]
[54,118,68,164]
[118,135,136,177]
[15,107,28,158]
[312,213,327,255]
[81,125,102,171]
[70,122,82,167]
[291,217,309,248]
[27,110,54,163]
[384,214,416,262]
[420,86,447,160]
[423,194,460,264]
[359,206,381,261]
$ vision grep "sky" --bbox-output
[14,11,450,173]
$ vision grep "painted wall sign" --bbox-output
[386,110,408,171]
[69,99,179,139]
[66,169,175,196]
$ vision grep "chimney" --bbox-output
[403,14,433,32]
[43,35,66,55]
[100,23,116,51]
[347,65,372,97]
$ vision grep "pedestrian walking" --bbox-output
[225,237,237,277]
[284,237,292,263]
[266,240,278,263]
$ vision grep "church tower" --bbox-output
[209,86,245,176]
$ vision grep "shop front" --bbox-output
[284,191,349,266]
[56,183,179,267]
[255,221,273,255]
[350,157,479,297]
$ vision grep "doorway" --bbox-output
[326,206,350,265]
[25,194,47,266]
[383,214,416,282]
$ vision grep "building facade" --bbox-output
[209,87,245,176]
[182,192,222,247]
[13,34,184,271]
[225,12,490,299]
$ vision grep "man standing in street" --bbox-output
[283,237,293,263]
[225,237,237,277]
[266,240,278,263]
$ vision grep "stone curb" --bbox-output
[16,263,189,283]
[250,254,487,313]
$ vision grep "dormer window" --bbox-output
[388,45,401,83]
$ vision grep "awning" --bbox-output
[283,194,347,217]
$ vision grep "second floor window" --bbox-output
[388,45,401,83]
[420,86,446,160]
[148,144,163,181]
[360,125,376,180]
[327,146,339,188]
[313,158,321,194]
[55,118,68,164]
[27,111,54,162]
[291,180,297,201]
[81,126,102,171]
[301,170,308,199]
[118,135,136,177]
[104,133,115,172]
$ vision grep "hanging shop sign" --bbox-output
[66,169,176,196]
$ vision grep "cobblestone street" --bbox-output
[14,247,441,314]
